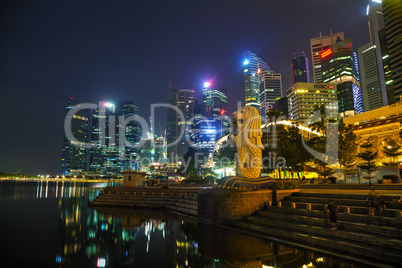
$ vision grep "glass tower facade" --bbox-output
[243,50,270,109]
[166,86,195,160]
[61,98,91,175]
[321,38,363,114]
[291,52,310,84]
[259,71,282,123]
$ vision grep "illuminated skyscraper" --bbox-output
[61,98,91,175]
[259,71,282,123]
[89,101,141,176]
[310,31,344,83]
[291,52,310,84]
[382,0,402,100]
[166,85,195,160]
[358,42,384,111]
[243,50,270,109]
[321,38,363,114]
[202,81,228,118]
[359,1,388,109]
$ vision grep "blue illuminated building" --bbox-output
[243,51,271,109]
[291,52,310,84]
[189,119,219,156]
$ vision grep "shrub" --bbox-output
[272,180,300,190]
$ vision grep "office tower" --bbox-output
[362,1,388,106]
[89,101,140,176]
[272,97,288,119]
[287,83,338,124]
[193,98,204,123]
[202,81,228,118]
[382,0,402,100]
[61,98,91,175]
[321,38,363,114]
[259,71,282,123]
[243,50,271,108]
[166,85,195,160]
[291,52,310,84]
[358,42,384,111]
[310,31,344,83]
[115,101,141,171]
[379,28,395,104]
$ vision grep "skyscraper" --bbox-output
[61,98,91,175]
[310,31,344,83]
[243,50,270,109]
[202,81,228,118]
[360,0,388,107]
[259,71,282,123]
[382,0,402,100]
[358,42,384,111]
[291,52,310,84]
[321,38,363,114]
[166,85,195,160]
[89,101,141,176]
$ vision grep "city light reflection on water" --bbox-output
[0,181,365,267]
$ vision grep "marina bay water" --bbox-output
[0,180,364,267]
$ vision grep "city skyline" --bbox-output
[0,0,375,174]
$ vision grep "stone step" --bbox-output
[245,215,402,251]
[257,210,402,238]
[232,221,402,265]
[280,200,400,218]
[286,195,401,208]
[164,205,198,217]
[265,206,401,227]
[294,192,400,201]
[166,201,198,211]
[90,199,166,207]
[176,199,198,206]
[301,184,402,190]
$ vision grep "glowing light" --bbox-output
[104,102,114,108]
[204,82,212,88]
[97,257,106,268]
[372,0,381,3]
[220,109,225,116]
[321,48,332,58]
[243,59,249,65]
[367,4,369,16]
[257,68,261,74]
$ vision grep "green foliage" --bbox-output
[382,137,402,166]
[212,140,236,169]
[272,180,301,190]
[339,123,358,168]
[358,137,379,183]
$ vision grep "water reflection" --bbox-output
[0,181,365,268]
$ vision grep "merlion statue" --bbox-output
[217,106,273,188]
[231,106,264,179]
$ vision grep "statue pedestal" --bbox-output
[198,189,273,225]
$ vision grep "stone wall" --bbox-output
[198,189,273,225]
[274,189,300,203]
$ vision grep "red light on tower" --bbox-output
[321,48,332,58]
[220,109,225,116]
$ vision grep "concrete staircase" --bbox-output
[232,191,402,266]
[90,186,198,217]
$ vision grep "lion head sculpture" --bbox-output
[230,106,264,179]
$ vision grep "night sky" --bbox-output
[0,0,372,175]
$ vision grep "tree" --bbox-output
[382,137,402,166]
[338,123,358,168]
[276,123,312,179]
[358,137,380,184]
[212,139,236,177]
